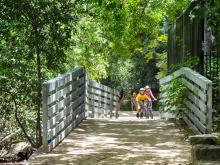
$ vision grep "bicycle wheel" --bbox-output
[140,105,144,118]
[140,111,143,118]
[147,102,153,119]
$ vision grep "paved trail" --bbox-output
[28,112,192,165]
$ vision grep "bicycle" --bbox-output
[145,100,156,119]
[140,103,145,119]
[136,100,145,119]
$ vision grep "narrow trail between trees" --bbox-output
[28,111,191,165]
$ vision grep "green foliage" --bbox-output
[212,77,220,132]
[203,52,220,132]
[0,0,202,149]
[155,35,168,79]
[213,110,220,133]
[158,56,199,116]
[0,0,80,148]
[190,0,220,44]
[162,0,192,22]
[156,52,168,79]
[170,55,199,72]
[62,0,193,111]
[66,0,166,82]
[159,71,189,117]
[218,136,220,145]
[100,51,160,110]
[183,126,194,138]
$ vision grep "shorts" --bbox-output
[131,98,136,102]
[137,104,144,109]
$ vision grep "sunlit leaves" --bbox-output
[1,0,207,147]
[0,0,80,147]
[67,0,166,83]
[189,0,220,43]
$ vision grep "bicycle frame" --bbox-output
[145,100,153,119]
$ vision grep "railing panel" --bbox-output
[187,113,206,133]
[159,69,183,84]
[47,77,85,105]
[182,78,207,102]
[185,101,207,124]
[159,67,212,134]
[86,79,119,118]
[184,68,209,90]
[42,67,86,153]
[182,116,200,135]
[187,93,207,113]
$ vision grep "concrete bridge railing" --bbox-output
[42,67,119,152]
[159,67,213,135]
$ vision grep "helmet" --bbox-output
[140,88,145,91]
[145,85,150,89]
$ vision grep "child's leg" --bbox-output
[143,101,147,118]
[131,101,133,111]
[134,102,138,111]
[137,105,140,113]
[136,105,140,118]
[144,103,147,117]
[149,104,153,118]
[118,98,123,110]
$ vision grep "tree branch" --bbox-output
[2,89,36,147]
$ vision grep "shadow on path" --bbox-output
[28,112,191,165]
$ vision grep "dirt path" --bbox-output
[28,112,192,165]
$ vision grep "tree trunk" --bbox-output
[2,89,35,147]
[35,26,42,148]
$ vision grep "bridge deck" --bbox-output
[28,112,191,165]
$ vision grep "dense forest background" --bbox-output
[1,0,220,150]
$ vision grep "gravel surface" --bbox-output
[28,112,192,165]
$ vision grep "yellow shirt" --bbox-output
[136,93,148,104]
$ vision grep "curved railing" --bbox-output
[159,67,212,134]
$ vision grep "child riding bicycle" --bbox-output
[145,100,154,119]
[136,88,149,118]
[144,85,157,119]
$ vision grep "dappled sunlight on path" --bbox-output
[28,112,191,165]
